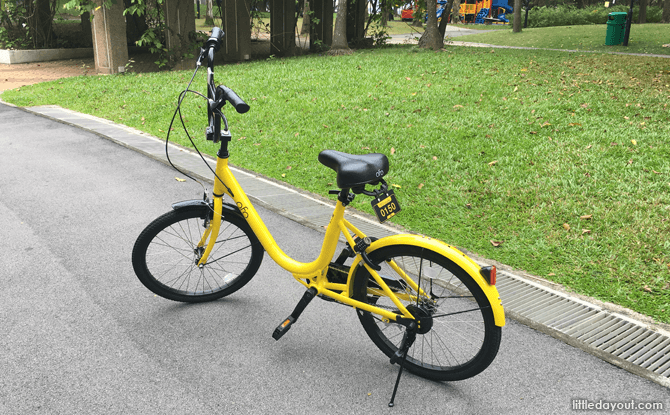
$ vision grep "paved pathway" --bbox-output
[2,102,668,414]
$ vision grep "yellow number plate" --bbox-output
[371,190,401,223]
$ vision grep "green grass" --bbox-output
[2,46,669,323]
[455,23,670,55]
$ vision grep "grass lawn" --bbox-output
[2,46,669,323]
[455,23,670,56]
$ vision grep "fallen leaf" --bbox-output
[563,223,571,231]
[628,159,633,165]
[643,285,652,293]
[453,104,463,109]
[569,122,581,127]
[286,166,292,170]
[294,132,299,137]
[490,240,503,247]
[548,273,556,276]
[586,145,592,149]
[418,183,424,189]
[175,177,186,182]
[405,77,411,81]
[281,173,286,178]
[488,160,498,166]
[391,147,396,155]
[530,131,537,134]
[582,229,591,234]
[391,184,401,189]
[580,214,592,220]
[631,139,637,145]
[432,156,437,161]
[513,86,518,92]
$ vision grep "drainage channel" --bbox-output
[17,104,670,390]
[496,270,670,388]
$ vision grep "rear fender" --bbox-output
[349,234,505,327]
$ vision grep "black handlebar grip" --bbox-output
[218,85,250,114]
[205,27,224,52]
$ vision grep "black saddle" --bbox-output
[318,150,389,189]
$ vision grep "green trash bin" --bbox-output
[606,12,627,46]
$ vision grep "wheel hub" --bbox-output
[406,304,433,335]
[194,246,205,264]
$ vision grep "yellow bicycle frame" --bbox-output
[197,156,505,328]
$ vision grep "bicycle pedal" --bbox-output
[272,316,295,340]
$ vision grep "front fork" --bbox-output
[196,195,223,267]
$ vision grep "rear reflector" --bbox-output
[480,266,497,285]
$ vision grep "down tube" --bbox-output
[214,158,341,275]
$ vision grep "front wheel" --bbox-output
[132,206,263,302]
[352,244,501,381]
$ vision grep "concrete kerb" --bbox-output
[0,48,94,64]
[3,99,669,389]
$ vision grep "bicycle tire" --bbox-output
[132,206,263,302]
[352,244,501,381]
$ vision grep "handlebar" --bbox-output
[205,27,224,52]
[216,85,250,114]
[200,27,250,144]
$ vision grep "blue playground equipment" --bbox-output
[475,8,489,24]
[425,0,449,22]
[492,2,513,23]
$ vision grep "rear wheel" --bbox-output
[353,244,501,381]
[132,206,263,302]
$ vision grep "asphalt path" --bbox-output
[1,102,668,414]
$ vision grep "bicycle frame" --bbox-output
[195,155,506,328]
[191,40,504,328]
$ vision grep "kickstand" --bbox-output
[388,323,417,407]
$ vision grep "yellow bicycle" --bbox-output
[132,28,505,406]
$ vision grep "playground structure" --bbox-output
[459,0,513,24]
[401,0,513,25]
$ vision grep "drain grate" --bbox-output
[495,270,670,386]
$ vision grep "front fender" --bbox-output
[350,234,505,327]
[171,199,244,220]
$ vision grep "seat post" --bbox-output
[337,188,353,206]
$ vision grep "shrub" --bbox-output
[509,4,664,28]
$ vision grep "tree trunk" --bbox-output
[28,0,56,48]
[513,0,522,32]
[329,0,352,54]
[664,0,670,23]
[205,0,215,26]
[638,0,647,23]
[381,0,389,26]
[452,0,461,24]
[80,12,93,48]
[418,0,442,50]
[301,0,310,34]
[438,0,453,38]
[412,0,423,27]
